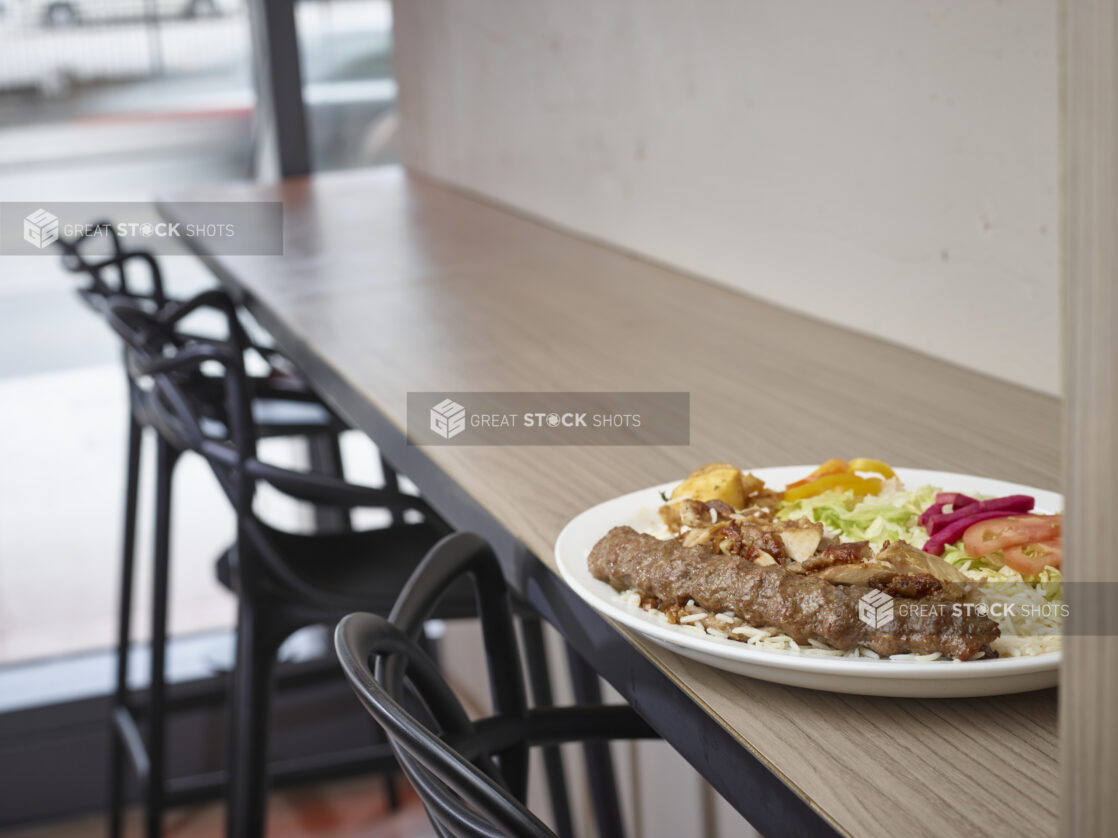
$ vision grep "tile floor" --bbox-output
[0,775,436,838]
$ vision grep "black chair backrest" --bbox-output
[101,293,438,601]
[335,532,553,838]
[103,291,254,447]
[56,222,169,310]
[337,533,657,837]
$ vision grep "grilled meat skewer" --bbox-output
[588,526,999,660]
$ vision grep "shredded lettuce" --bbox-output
[776,482,938,548]
[776,482,1062,594]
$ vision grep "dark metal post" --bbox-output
[247,0,311,178]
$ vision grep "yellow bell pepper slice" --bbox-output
[847,458,895,479]
[784,473,883,502]
[786,458,849,489]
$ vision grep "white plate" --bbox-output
[555,467,1062,697]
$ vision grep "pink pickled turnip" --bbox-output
[923,495,1035,535]
[918,493,979,527]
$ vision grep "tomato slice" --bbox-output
[1003,541,1062,575]
[962,515,1062,558]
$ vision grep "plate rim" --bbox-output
[554,465,1062,682]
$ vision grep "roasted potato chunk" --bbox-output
[670,463,749,509]
[739,471,765,497]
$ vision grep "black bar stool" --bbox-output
[68,236,569,836]
[58,234,374,837]
[334,532,660,838]
[106,295,486,837]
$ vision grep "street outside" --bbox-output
[0,0,391,99]
[0,4,400,674]
[0,0,397,375]
[0,0,396,194]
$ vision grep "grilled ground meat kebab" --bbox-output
[589,526,999,660]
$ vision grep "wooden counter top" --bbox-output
[160,166,1059,837]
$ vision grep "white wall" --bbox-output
[393,0,1060,395]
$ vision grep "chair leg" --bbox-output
[361,712,402,813]
[566,643,627,838]
[108,416,143,838]
[418,622,443,668]
[384,771,401,812]
[146,437,178,838]
[226,598,279,838]
[379,453,404,526]
[521,616,575,838]
[306,431,351,533]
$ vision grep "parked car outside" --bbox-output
[18,0,237,27]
